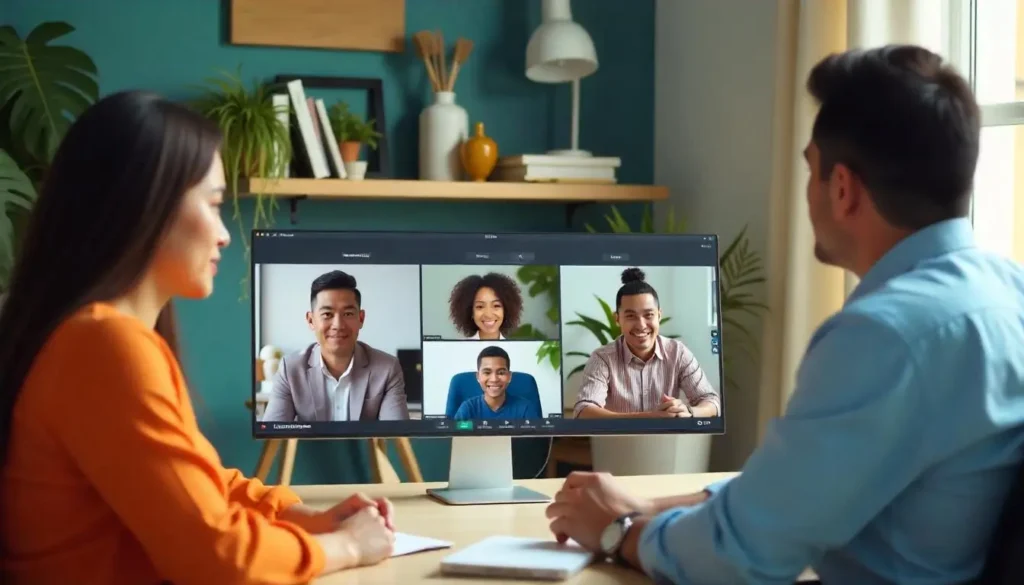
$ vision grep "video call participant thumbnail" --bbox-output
[574,267,720,419]
[453,346,543,420]
[448,272,523,340]
[262,270,410,422]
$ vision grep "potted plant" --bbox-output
[0,22,99,293]
[329,102,381,180]
[191,67,291,297]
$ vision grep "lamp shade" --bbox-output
[525,0,598,83]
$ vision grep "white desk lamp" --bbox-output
[526,0,598,157]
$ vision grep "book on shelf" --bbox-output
[491,154,621,183]
[283,79,331,179]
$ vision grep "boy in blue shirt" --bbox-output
[453,346,541,421]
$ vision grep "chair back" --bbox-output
[976,453,1024,584]
[444,371,541,418]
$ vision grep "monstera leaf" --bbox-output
[0,149,36,288]
[0,22,99,165]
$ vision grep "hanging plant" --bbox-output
[191,67,292,298]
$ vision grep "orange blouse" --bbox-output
[1,303,325,584]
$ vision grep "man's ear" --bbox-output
[358,309,366,325]
[305,311,314,329]
[829,162,862,219]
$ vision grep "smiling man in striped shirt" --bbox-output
[573,267,721,420]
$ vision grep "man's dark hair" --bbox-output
[477,345,510,370]
[807,44,981,230]
[616,267,659,311]
[448,272,523,336]
[310,270,360,307]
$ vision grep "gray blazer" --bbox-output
[262,342,409,422]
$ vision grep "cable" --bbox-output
[532,437,555,479]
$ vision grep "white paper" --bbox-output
[392,532,453,558]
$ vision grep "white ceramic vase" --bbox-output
[419,91,468,181]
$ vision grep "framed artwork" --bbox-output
[275,75,391,179]
[231,0,405,53]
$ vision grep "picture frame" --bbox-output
[274,74,391,178]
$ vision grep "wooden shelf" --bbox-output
[239,178,668,204]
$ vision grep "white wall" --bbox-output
[420,264,559,340]
[421,340,563,417]
[559,266,720,405]
[257,263,422,358]
[655,0,778,470]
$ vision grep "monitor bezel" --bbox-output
[249,229,727,440]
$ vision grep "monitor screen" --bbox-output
[251,230,725,439]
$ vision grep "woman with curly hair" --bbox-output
[448,272,523,340]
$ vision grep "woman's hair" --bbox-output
[0,90,222,469]
[616,267,660,310]
[448,272,523,336]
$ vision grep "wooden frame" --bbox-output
[274,74,391,179]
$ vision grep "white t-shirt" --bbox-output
[469,331,506,340]
[320,353,355,421]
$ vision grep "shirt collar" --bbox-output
[847,217,976,304]
[617,334,664,363]
[318,349,354,381]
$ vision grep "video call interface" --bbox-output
[251,231,725,438]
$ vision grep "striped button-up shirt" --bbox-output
[572,335,720,418]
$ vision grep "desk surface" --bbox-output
[292,472,813,584]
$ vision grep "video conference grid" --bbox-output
[251,230,725,439]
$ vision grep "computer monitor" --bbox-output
[251,230,725,504]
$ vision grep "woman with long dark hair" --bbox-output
[0,91,395,584]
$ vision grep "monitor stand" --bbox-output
[426,436,552,505]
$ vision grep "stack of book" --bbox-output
[490,154,621,184]
[273,79,345,179]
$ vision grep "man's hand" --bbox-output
[659,394,692,417]
[280,493,395,534]
[544,471,653,553]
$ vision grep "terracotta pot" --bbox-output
[460,122,498,182]
[340,141,362,163]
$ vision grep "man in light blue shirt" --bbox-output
[544,45,1024,584]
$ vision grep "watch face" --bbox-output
[600,520,624,553]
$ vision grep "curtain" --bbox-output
[755,0,949,439]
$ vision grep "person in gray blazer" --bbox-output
[262,270,409,422]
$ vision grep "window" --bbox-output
[964,0,1024,260]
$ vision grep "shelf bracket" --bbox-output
[565,203,585,230]
[288,196,307,225]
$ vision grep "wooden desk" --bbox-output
[291,473,819,584]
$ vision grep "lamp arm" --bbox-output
[571,78,580,152]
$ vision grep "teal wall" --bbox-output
[8,0,655,484]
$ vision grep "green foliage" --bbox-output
[507,264,561,369]
[0,22,99,165]
[329,102,381,149]
[0,22,98,292]
[718,225,768,367]
[585,203,686,234]
[191,67,292,298]
[0,151,36,286]
[579,203,769,390]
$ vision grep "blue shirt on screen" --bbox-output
[454,394,541,420]
[637,218,1024,585]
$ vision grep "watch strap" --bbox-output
[610,511,642,564]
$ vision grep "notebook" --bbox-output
[440,536,596,581]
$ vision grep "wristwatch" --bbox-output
[599,512,641,563]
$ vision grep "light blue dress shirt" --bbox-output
[638,218,1024,584]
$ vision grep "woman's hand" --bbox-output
[280,493,395,534]
[314,506,396,574]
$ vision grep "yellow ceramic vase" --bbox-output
[460,122,498,182]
